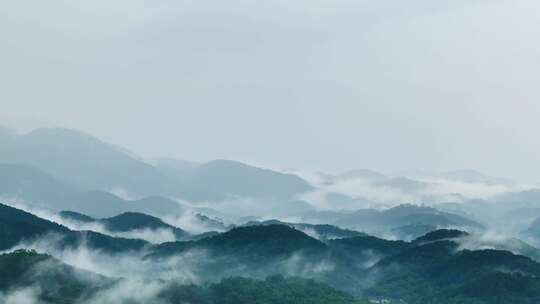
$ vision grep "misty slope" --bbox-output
[0,128,316,207]
[521,216,540,245]
[335,168,512,185]
[4,204,540,303]
[374,177,432,194]
[153,158,199,179]
[0,203,148,253]
[423,192,540,238]
[496,191,540,224]
[0,250,110,303]
[0,207,364,300]
[129,224,540,302]
[194,213,230,231]
[526,216,540,233]
[371,247,540,303]
[440,190,540,225]
[149,225,330,259]
[160,276,369,304]
[399,169,513,184]
[497,189,540,205]
[147,224,366,296]
[366,230,540,304]
[171,159,314,201]
[60,210,192,241]
[56,190,184,218]
[0,250,367,304]
[58,211,95,223]
[241,219,367,241]
[328,235,411,256]
[412,228,468,244]
[390,223,438,241]
[0,163,79,205]
[0,128,174,196]
[332,204,484,235]
[0,165,184,218]
[0,202,69,250]
[439,169,513,184]
[398,228,540,264]
[328,235,412,267]
[0,164,186,217]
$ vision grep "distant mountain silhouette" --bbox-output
[333,204,484,234]
[56,190,184,218]
[521,215,540,246]
[398,169,513,184]
[0,128,315,204]
[328,235,412,263]
[0,163,79,206]
[171,159,314,201]
[0,128,173,196]
[154,157,200,179]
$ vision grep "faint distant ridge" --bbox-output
[522,214,540,242]
[0,127,173,197]
[54,190,184,218]
[397,168,514,185]
[172,159,314,201]
[154,158,199,172]
[0,163,79,205]
[0,159,314,217]
[333,203,484,232]
[331,168,513,185]
[0,127,316,208]
[496,189,540,204]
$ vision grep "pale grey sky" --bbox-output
[1,0,540,181]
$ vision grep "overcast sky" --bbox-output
[1,0,539,181]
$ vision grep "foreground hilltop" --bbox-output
[2,203,540,303]
[0,250,367,304]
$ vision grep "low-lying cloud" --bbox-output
[293,170,535,211]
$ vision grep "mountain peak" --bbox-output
[198,224,327,252]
